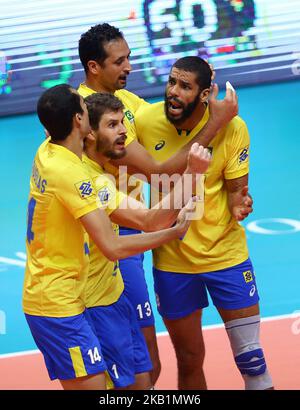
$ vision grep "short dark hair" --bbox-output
[172,57,212,90]
[79,23,124,73]
[85,92,124,130]
[37,84,83,141]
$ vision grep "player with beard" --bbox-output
[135,56,273,390]
[82,92,211,389]
[78,23,240,386]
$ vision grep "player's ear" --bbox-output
[74,112,83,128]
[44,129,50,139]
[85,130,96,142]
[87,60,101,75]
[200,88,210,103]
[83,131,96,151]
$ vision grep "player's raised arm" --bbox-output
[111,77,238,179]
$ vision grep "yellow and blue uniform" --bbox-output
[135,102,259,317]
[83,154,152,387]
[78,83,155,328]
[23,139,107,380]
[82,154,125,309]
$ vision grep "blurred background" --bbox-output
[1,0,300,115]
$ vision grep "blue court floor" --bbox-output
[0,80,300,355]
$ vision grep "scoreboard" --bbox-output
[0,0,300,116]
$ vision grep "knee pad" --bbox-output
[225,315,273,390]
[235,347,266,376]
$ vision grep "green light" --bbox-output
[39,49,73,89]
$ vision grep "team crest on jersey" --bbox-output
[125,110,134,123]
[243,270,253,283]
[75,180,94,198]
[97,186,111,205]
[238,146,249,165]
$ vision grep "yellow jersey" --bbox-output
[136,102,250,273]
[78,83,148,201]
[82,154,126,307]
[23,139,98,317]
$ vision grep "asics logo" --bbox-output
[155,140,165,150]
[249,284,256,297]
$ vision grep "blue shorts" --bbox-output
[153,258,260,319]
[88,292,152,388]
[119,227,155,327]
[25,310,107,381]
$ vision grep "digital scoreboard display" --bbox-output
[1,0,300,116]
